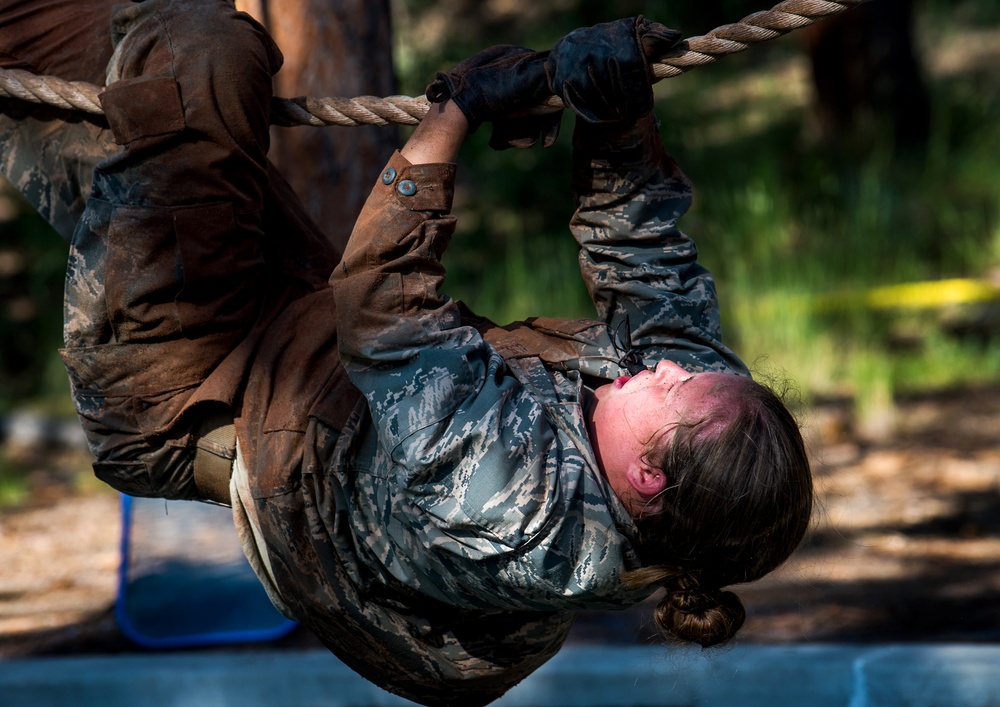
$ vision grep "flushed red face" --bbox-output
[584,360,751,515]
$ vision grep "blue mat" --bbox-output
[117,495,296,648]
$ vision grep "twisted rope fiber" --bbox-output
[0,0,870,127]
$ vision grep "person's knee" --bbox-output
[61,336,242,501]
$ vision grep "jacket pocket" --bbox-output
[105,201,261,338]
[99,75,185,146]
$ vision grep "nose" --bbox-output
[653,359,693,381]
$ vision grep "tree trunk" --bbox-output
[237,0,400,251]
[801,0,930,154]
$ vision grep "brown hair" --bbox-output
[621,376,812,647]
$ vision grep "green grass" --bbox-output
[0,454,30,509]
[704,64,1000,413]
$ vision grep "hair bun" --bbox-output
[655,586,746,648]
[668,587,723,615]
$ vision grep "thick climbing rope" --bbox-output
[0,0,870,127]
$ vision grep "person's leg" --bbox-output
[0,0,120,240]
[61,0,283,501]
[71,0,281,346]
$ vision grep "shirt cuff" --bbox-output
[376,150,456,213]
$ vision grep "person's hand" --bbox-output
[425,45,561,150]
[545,16,681,124]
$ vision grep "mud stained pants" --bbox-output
[58,0,298,502]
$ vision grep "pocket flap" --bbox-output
[99,75,185,145]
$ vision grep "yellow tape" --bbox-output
[816,278,1000,313]
[733,278,1000,320]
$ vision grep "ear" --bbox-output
[626,460,668,498]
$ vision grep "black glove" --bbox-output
[545,16,681,124]
[426,45,561,149]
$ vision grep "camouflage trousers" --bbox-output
[0,0,338,501]
[50,0,273,501]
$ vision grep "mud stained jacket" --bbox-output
[237,114,749,706]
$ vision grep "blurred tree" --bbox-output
[236,0,399,251]
[801,0,931,153]
[0,186,66,409]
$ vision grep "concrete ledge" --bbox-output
[3,644,1000,706]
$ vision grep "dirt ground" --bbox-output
[1,385,999,658]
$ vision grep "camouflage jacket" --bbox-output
[233,114,748,705]
[325,114,747,616]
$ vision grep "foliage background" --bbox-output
[1,0,999,432]
[394,0,1000,431]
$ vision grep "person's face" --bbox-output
[584,360,750,515]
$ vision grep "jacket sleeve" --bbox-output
[330,153,555,540]
[568,112,749,376]
[331,151,484,453]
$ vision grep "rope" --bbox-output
[0,0,870,127]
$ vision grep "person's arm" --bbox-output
[331,44,558,467]
[399,100,470,165]
[332,100,488,460]
[568,115,750,377]
[541,17,748,377]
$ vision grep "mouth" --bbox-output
[613,376,632,389]
[614,369,651,389]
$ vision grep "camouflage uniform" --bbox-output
[0,0,119,240]
[238,118,749,705]
[1,1,748,704]
[310,118,750,617]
